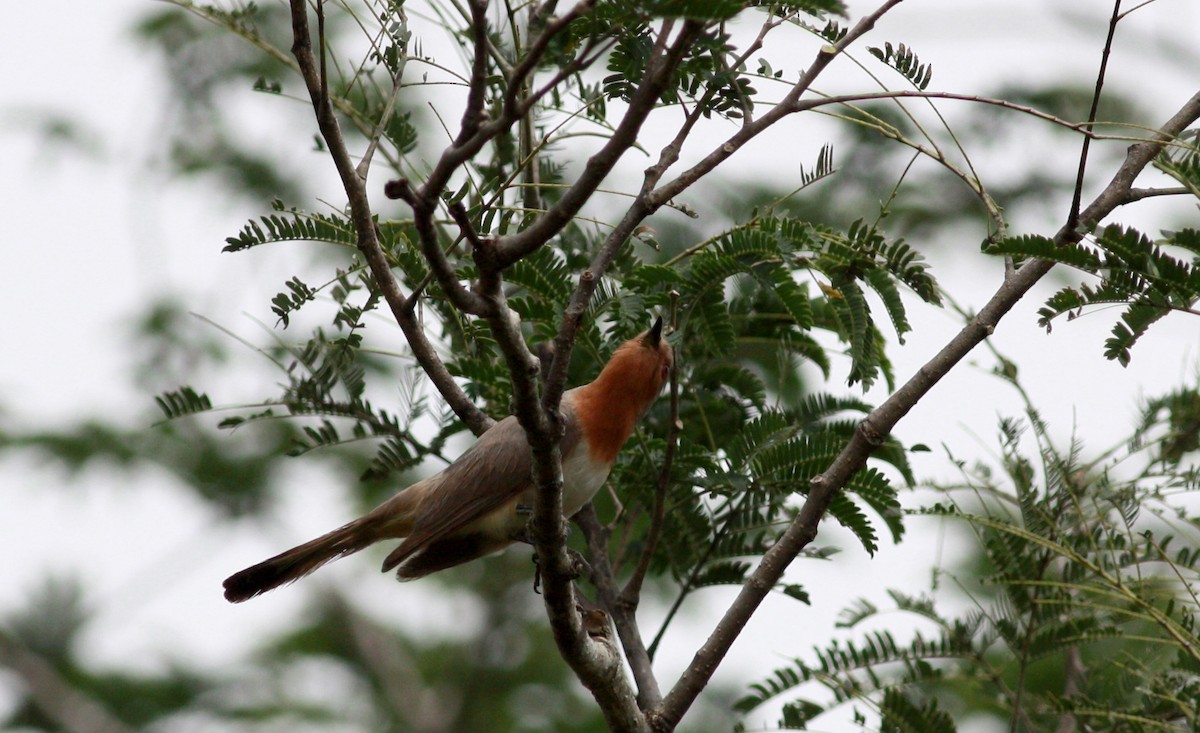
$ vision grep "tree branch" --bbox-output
[1067,0,1124,232]
[653,88,1200,731]
[578,505,663,710]
[647,0,905,209]
[418,0,597,201]
[287,0,493,436]
[495,20,705,267]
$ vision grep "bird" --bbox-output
[222,318,672,602]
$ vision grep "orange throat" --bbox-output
[573,365,659,464]
[572,384,640,464]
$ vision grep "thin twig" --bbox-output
[621,292,682,604]
[1068,0,1124,233]
[1123,185,1191,203]
[356,17,409,180]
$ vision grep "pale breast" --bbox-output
[561,447,613,517]
[478,441,613,541]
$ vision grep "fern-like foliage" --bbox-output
[750,0,848,17]
[1154,128,1200,196]
[155,386,212,420]
[868,42,933,90]
[223,200,358,252]
[987,222,1200,366]
[645,0,744,21]
[690,215,940,387]
[879,689,956,733]
[736,365,1200,731]
[271,276,316,327]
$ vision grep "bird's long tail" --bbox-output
[222,518,379,603]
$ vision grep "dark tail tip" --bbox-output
[223,564,281,603]
[221,520,373,603]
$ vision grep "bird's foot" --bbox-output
[514,505,572,538]
[530,547,592,594]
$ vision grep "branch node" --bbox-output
[449,200,488,252]
[383,178,413,201]
[858,418,885,447]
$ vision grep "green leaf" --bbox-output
[752,0,848,17]
[224,207,358,252]
[271,276,317,327]
[690,287,737,356]
[828,492,879,554]
[867,42,933,90]
[155,386,212,420]
[880,689,956,733]
[693,560,753,587]
[779,584,811,604]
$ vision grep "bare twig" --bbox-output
[382,178,493,316]
[1068,0,1124,232]
[1123,185,1191,202]
[459,0,490,141]
[356,17,409,180]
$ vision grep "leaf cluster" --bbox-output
[985,130,1200,365]
[736,368,1200,731]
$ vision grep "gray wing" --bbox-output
[392,397,584,557]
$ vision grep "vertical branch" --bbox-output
[287,0,493,435]
[1066,0,1124,232]
[573,292,679,711]
[622,291,681,604]
[460,0,491,142]
[578,506,663,710]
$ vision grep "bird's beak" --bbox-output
[646,316,664,347]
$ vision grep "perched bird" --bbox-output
[223,319,672,602]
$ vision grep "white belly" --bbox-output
[561,449,612,517]
[479,450,613,541]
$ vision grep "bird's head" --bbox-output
[594,317,672,413]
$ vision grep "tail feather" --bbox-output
[223,518,377,603]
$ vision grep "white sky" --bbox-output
[2,0,1199,729]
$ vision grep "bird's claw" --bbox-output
[514,506,572,538]
[531,547,592,594]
